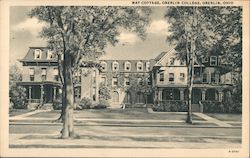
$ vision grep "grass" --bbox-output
[12,108,205,121]
[9,109,33,117]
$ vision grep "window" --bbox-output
[215,73,220,83]
[41,68,47,81]
[211,73,216,83]
[34,49,42,59]
[124,77,130,86]
[137,62,143,71]
[194,68,201,76]
[202,56,209,63]
[47,50,54,59]
[112,62,119,71]
[124,61,131,71]
[180,73,185,80]
[210,56,217,66]
[138,78,143,85]
[29,68,35,81]
[146,62,150,71]
[112,77,118,86]
[53,68,59,81]
[159,73,164,81]
[169,57,175,65]
[147,76,151,85]
[100,62,107,71]
[169,73,174,82]
[101,76,106,85]
[74,87,81,100]
[202,73,207,83]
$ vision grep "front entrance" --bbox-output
[112,91,119,104]
[192,89,202,104]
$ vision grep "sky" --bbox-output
[10,6,172,66]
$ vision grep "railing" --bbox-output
[28,99,41,103]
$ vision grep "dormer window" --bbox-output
[100,62,107,71]
[34,49,42,59]
[124,61,131,71]
[146,62,150,71]
[47,50,54,59]
[137,62,143,71]
[112,61,119,71]
[169,57,175,65]
[210,56,217,66]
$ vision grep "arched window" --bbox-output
[124,61,131,71]
[112,61,119,71]
[100,62,107,71]
[137,61,143,71]
[34,49,42,59]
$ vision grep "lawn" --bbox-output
[9,109,33,117]
[206,113,242,122]
[12,108,205,121]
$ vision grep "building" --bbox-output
[17,47,61,109]
[17,46,234,111]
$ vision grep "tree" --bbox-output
[9,65,27,109]
[127,73,152,104]
[30,6,151,138]
[165,7,242,123]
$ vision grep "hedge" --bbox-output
[153,100,187,112]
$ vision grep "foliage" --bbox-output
[202,100,241,113]
[153,100,187,112]
[10,86,27,109]
[165,7,242,122]
[79,97,92,109]
[53,99,62,110]
[99,84,111,100]
[9,65,27,109]
[30,6,151,137]
[94,99,109,109]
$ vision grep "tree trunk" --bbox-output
[61,52,76,138]
[186,34,196,124]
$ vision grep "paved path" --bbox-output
[194,112,233,127]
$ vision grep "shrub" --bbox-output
[201,100,241,113]
[79,97,92,109]
[10,85,27,109]
[153,100,187,112]
[93,99,109,109]
[53,99,62,110]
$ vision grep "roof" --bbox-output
[20,47,58,62]
[154,51,167,61]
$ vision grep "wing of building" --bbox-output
[17,46,234,111]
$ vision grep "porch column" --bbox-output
[40,85,44,104]
[53,87,56,101]
[95,69,99,102]
[218,89,223,102]
[179,88,185,100]
[201,89,206,101]
[158,89,162,101]
[28,86,32,103]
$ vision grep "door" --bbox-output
[112,91,119,104]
